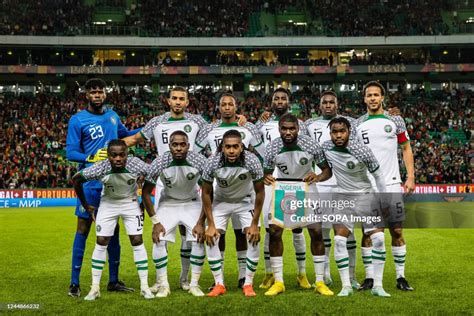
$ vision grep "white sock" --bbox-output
[293,231,306,274]
[361,246,374,279]
[179,235,192,282]
[237,250,247,280]
[347,233,357,280]
[323,228,331,278]
[264,231,272,273]
[207,238,224,285]
[189,242,205,287]
[334,235,350,287]
[152,241,169,287]
[313,255,325,283]
[371,232,386,287]
[244,241,260,285]
[270,257,284,282]
[392,245,406,279]
[133,243,149,289]
[91,244,107,286]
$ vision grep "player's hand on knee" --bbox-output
[246,224,260,246]
[85,205,96,221]
[264,174,276,186]
[205,225,220,247]
[86,148,108,163]
[303,172,318,184]
[192,222,205,244]
[152,223,166,243]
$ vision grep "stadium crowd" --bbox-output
[0,86,471,189]
[0,0,464,37]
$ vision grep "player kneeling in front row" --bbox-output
[322,117,390,297]
[72,140,154,301]
[142,131,208,297]
[201,130,265,297]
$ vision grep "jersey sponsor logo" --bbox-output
[299,157,309,165]
[127,179,135,185]
[184,124,192,133]
[162,128,169,132]
[346,161,355,169]
[238,174,247,180]
[110,117,117,125]
[384,125,392,133]
[186,172,196,180]
[89,123,96,127]
[96,225,102,232]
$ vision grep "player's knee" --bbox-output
[96,236,110,246]
[390,226,403,241]
[292,227,303,234]
[308,228,323,242]
[77,218,92,235]
[361,233,372,247]
[129,235,143,246]
[269,226,283,239]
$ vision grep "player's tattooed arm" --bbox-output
[72,173,96,221]
[201,181,219,246]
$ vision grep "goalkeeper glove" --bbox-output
[86,148,108,163]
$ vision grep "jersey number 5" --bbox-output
[362,131,370,144]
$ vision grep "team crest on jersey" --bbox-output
[238,174,247,180]
[127,179,135,185]
[186,172,195,180]
[384,125,392,133]
[240,132,246,140]
[184,124,192,133]
[96,225,102,232]
[346,161,355,169]
[110,117,117,125]
[299,157,309,165]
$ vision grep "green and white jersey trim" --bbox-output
[80,157,148,202]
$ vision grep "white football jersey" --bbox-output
[146,151,206,202]
[80,157,148,202]
[202,151,264,203]
[195,120,264,157]
[140,112,208,155]
[355,113,409,185]
[305,115,357,186]
[255,114,309,148]
[264,135,327,180]
[321,139,381,192]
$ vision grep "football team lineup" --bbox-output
[64,78,417,300]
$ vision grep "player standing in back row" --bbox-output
[355,81,415,292]
[255,88,312,290]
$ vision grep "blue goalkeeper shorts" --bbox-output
[75,187,102,219]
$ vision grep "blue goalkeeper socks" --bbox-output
[71,232,87,285]
[107,230,121,284]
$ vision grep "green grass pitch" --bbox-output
[0,203,473,314]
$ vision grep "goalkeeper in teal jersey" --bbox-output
[66,78,140,297]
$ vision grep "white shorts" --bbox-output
[332,192,383,233]
[96,200,143,237]
[157,199,201,243]
[213,197,254,233]
[316,184,337,229]
[384,183,405,223]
